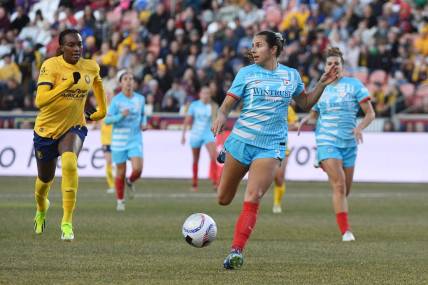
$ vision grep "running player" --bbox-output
[300,47,375,241]
[104,70,146,211]
[211,30,338,269]
[181,85,219,191]
[272,105,299,214]
[33,29,107,241]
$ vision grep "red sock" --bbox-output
[192,162,198,187]
[115,177,125,200]
[129,170,141,183]
[209,160,218,186]
[336,212,350,234]
[231,201,259,251]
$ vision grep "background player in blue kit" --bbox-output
[105,70,147,211]
[300,47,375,242]
[181,85,219,191]
[211,30,339,269]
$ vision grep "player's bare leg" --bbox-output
[321,159,355,241]
[217,153,248,206]
[191,148,201,192]
[205,142,218,190]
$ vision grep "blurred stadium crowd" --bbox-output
[0,0,427,129]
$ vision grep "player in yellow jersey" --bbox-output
[33,29,106,241]
[272,105,299,213]
[100,93,115,194]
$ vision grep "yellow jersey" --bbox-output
[287,106,298,124]
[35,56,103,139]
[100,120,112,145]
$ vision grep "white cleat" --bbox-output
[106,188,115,194]
[116,200,125,211]
[272,205,282,214]
[342,231,355,242]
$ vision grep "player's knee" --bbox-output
[61,152,77,174]
[217,191,232,206]
[332,181,346,195]
[132,169,142,178]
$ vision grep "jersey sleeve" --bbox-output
[292,70,305,97]
[104,98,122,124]
[311,102,320,113]
[37,59,56,89]
[227,68,247,99]
[354,80,370,103]
[187,102,195,116]
[140,96,147,126]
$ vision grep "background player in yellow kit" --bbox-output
[272,105,299,213]
[100,93,115,194]
[33,29,106,241]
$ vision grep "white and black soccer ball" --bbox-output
[182,213,217,248]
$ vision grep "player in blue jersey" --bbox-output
[181,85,219,192]
[300,47,375,241]
[211,30,339,270]
[105,70,147,211]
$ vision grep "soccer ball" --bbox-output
[182,213,217,248]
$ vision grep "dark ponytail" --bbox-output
[256,30,285,57]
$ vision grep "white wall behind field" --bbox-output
[0,130,427,183]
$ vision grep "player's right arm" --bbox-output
[35,60,76,108]
[104,99,127,125]
[297,110,318,136]
[181,102,194,145]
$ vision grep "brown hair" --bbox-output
[326,47,344,64]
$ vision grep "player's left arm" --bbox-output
[354,99,376,144]
[88,69,107,121]
[140,96,148,131]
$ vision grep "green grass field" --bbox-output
[0,177,427,285]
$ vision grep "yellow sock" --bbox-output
[106,163,114,189]
[61,152,78,224]
[35,177,53,212]
[273,183,286,206]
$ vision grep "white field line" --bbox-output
[0,192,426,199]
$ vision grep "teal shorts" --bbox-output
[224,136,285,166]
[112,145,143,164]
[190,132,215,148]
[317,145,357,168]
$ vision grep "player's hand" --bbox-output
[181,135,186,145]
[73,72,81,84]
[319,66,339,86]
[353,127,363,144]
[122,109,129,117]
[89,110,106,121]
[211,112,227,137]
[297,116,310,136]
[84,106,97,121]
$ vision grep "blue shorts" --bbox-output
[317,145,357,168]
[189,132,215,148]
[112,145,143,164]
[33,126,88,161]
[224,137,285,166]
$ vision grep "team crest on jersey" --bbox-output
[40,67,47,75]
[85,75,90,84]
[283,79,290,85]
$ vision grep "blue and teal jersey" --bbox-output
[188,100,213,139]
[227,64,304,150]
[104,92,146,151]
[312,77,370,148]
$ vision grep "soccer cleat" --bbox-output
[223,249,244,270]
[34,199,50,234]
[272,204,282,214]
[61,223,74,241]
[125,178,135,199]
[106,188,115,194]
[116,200,125,211]
[342,230,355,242]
